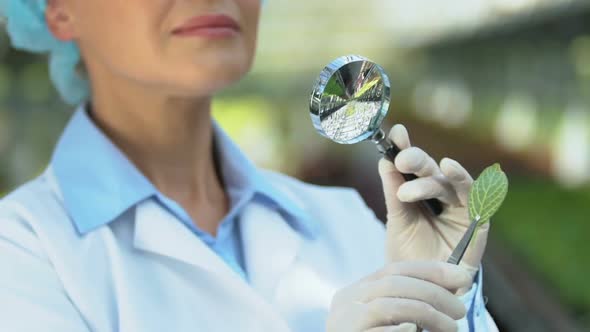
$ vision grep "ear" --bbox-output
[45,0,76,41]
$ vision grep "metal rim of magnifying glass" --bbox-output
[309,54,391,144]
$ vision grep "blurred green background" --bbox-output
[2,0,590,330]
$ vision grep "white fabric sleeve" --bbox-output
[457,267,500,332]
[0,212,91,332]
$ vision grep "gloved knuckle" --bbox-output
[370,277,388,296]
[396,185,414,202]
[395,148,422,171]
[451,301,467,320]
[422,302,439,317]
[365,297,390,317]
[423,183,438,198]
[400,298,429,314]
[431,262,448,282]
[428,290,445,310]
[409,148,427,169]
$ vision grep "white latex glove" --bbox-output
[326,261,472,332]
[378,124,488,287]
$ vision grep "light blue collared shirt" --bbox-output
[50,104,317,280]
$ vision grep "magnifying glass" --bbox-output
[309,55,443,216]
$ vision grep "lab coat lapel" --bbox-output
[241,201,303,301]
[132,199,235,277]
[132,199,293,332]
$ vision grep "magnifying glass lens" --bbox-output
[310,55,390,144]
[320,61,389,144]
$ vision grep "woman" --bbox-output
[0,1,497,331]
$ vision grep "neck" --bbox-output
[87,70,229,236]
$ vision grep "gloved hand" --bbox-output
[378,124,488,289]
[326,124,486,332]
[326,261,471,332]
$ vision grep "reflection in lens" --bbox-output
[312,57,389,144]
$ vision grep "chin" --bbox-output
[157,49,255,96]
[169,64,250,97]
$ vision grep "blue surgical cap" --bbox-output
[1,0,89,105]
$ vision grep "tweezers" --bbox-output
[447,215,481,265]
[416,216,482,332]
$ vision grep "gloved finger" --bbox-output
[395,147,441,178]
[459,261,481,284]
[388,124,412,150]
[379,124,414,215]
[378,158,412,218]
[397,176,457,205]
[357,275,466,320]
[363,298,458,332]
[439,158,473,206]
[365,323,418,332]
[365,261,473,291]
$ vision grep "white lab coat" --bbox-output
[0,165,390,331]
[0,164,496,331]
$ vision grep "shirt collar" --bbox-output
[211,120,318,237]
[51,104,317,237]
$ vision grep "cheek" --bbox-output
[241,0,261,54]
[75,0,171,78]
[240,0,261,38]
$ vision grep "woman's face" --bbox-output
[55,0,261,97]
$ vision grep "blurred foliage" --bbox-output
[494,179,590,315]
[212,96,288,171]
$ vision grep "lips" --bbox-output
[172,14,240,36]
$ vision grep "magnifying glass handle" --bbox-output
[372,130,444,216]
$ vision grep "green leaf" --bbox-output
[468,163,509,224]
